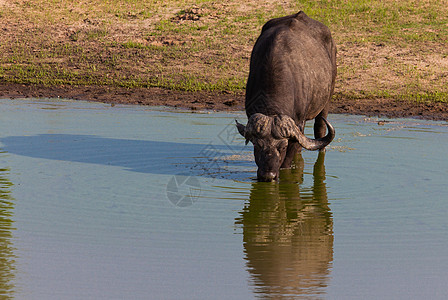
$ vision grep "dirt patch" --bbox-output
[0,1,447,120]
[330,95,448,121]
[0,81,243,111]
[1,82,447,121]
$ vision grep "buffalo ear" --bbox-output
[235,120,246,137]
[235,120,250,145]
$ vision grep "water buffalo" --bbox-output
[236,11,336,182]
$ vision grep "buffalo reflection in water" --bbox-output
[236,152,333,298]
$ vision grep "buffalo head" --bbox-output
[236,113,334,182]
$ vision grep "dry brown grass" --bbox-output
[1,0,447,103]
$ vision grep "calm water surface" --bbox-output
[0,98,447,299]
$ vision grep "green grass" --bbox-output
[301,0,448,44]
[0,0,447,103]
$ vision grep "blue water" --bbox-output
[0,98,447,299]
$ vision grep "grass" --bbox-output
[0,0,447,103]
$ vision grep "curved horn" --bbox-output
[292,117,335,151]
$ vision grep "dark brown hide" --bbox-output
[236,11,337,181]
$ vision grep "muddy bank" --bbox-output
[1,82,447,121]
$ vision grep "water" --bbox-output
[0,98,447,299]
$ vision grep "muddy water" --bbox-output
[0,98,447,299]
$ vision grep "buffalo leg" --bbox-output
[281,142,301,169]
[281,120,305,168]
[314,108,329,152]
[314,109,328,139]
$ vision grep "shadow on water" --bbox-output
[236,152,333,298]
[0,165,16,299]
[0,134,249,177]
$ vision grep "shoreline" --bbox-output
[1,82,447,121]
